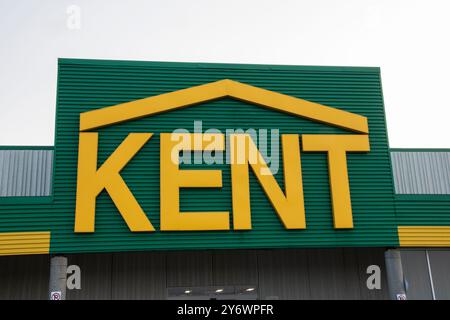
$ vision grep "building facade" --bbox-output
[0,59,449,299]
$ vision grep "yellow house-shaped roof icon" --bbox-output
[79,79,369,134]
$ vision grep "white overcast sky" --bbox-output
[0,0,449,147]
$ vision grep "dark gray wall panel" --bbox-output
[400,250,433,300]
[112,252,166,299]
[341,248,365,299]
[308,248,360,299]
[66,253,112,300]
[213,250,258,286]
[257,249,311,300]
[166,251,213,288]
[355,248,389,300]
[0,254,49,300]
[428,250,450,300]
[0,249,390,300]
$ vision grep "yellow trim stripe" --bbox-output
[398,226,450,247]
[0,232,51,256]
[79,79,368,134]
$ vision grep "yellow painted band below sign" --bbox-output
[0,231,51,256]
[398,226,450,247]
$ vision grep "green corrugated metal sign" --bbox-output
[0,58,402,255]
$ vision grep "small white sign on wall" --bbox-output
[396,293,407,300]
[50,291,62,300]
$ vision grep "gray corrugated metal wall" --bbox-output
[399,250,434,299]
[0,149,53,196]
[427,251,450,299]
[0,254,49,299]
[391,151,450,194]
[2,249,450,300]
[400,249,450,300]
[0,249,389,300]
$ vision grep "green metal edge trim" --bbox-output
[50,61,62,198]
[395,194,450,201]
[51,244,397,256]
[58,58,380,73]
[0,146,53,150]
[377,69,400,248]
[378,70,396,194]
[390,148,450,152]
[0,196,54,204]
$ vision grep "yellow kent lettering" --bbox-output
[160,133,229,231]
[74,132,154,232]
[74,132,369,232]
[302,134,370,228]
[230,134,305,230]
